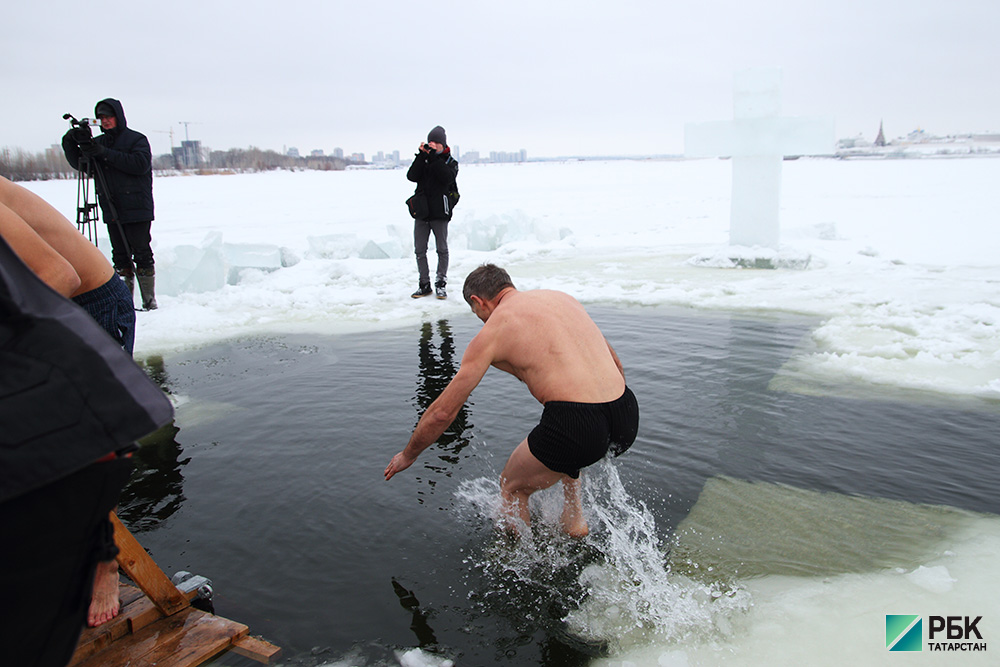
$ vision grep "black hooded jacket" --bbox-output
[62,98,154,224]
[407,147,459,221]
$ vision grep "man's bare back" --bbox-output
[0,176,114,297]
[472,288,625,405]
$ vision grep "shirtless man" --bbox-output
[0,175,134,354]
[0,175,134,627]
[385,264,639,537]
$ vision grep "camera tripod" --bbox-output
[74,153,103,245]
[72,146,136,280]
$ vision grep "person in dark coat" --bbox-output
[0,175,141,632]
[407,125,459,299]
[62,98,158,310]
[0,235,173,666]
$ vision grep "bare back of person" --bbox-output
[0,176,114,297]
[477,289,625,405]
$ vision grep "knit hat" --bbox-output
[427,125,447,146]
[96,102,115,118]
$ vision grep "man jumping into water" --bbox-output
[385,264,639,537]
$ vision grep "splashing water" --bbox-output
[453,461,752,656]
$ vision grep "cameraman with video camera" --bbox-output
[62,98,157,310]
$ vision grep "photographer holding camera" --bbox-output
[62,98,157,310]
[407,125,459,299]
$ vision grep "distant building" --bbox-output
[333,147,344,159]
[287,147,300,158]
[172,140,202,169]
[874,121,887,147]
[837,135,872,150]
[459,149,527,164]
[311,149,325,157]
[488,150,528,163]
[369,150,402,168]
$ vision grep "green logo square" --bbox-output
[886,615,922,651]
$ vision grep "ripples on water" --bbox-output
[125,306,999,666]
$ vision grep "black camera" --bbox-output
[63,113,98,145]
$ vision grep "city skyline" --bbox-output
[5,1,998,161]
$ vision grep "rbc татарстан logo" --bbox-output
[887,615,986,652]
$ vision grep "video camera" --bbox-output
[63,113,99,146]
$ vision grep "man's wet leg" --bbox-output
[560,475,589,538]
[499,439,567,537]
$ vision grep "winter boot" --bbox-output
[411,283,432,298]
[136,266,158,311]
[434,280,447,300]
[116,264,134,296]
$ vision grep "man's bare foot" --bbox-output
[88,560,121,627]
[560,514,590,539]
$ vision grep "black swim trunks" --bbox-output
[527,386,639,479]
[72,274,136,355]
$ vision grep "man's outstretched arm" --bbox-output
[385,335,492,480]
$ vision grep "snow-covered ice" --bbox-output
[24,156,1000,401]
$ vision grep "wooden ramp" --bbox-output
[69,514,280,667]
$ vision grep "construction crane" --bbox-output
[151,127,175,151]
[178,121,202,142]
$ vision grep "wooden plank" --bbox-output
[230,635,284,664]
[74,607,248,667]
[70,582,206,665]
[119,584,146,607]
[70,586,149,666]
[111,513,190,617]
[134,609,248,667]
[68,522,281,667]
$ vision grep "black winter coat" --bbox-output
[62,98,154,225]
[0,236,173,502]
[406,148,459,221]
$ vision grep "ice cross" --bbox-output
[685,69,834,249]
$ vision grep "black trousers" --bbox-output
[0,457,133,667]
[107,221,154,272]
[414,218,449,286]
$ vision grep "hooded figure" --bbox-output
[406,125,459,299]
[62,98,158,310]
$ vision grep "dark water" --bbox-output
[120,306,1000,666]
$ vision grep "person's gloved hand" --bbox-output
[81,142,105,158]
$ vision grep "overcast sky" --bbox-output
[5,1,998,159]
